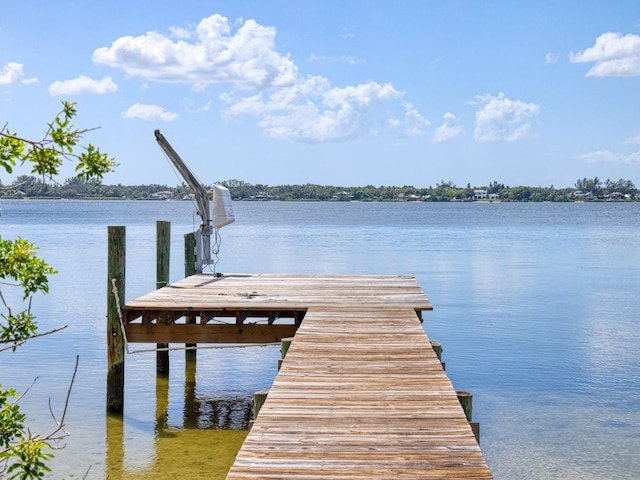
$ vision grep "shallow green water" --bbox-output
[104,416,248,479]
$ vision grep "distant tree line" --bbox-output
[0,175,637,202]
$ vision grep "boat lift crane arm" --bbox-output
[154,129,210,228]
[154,129,213,272]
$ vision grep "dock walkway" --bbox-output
[122,273,492,479]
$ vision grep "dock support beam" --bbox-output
[107,226,126,413]
[156,221,171,375]
[184,232,197,361]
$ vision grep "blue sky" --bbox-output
[2,1,640,188]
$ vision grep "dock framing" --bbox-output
[118,272,491,478]
[121,273,431,345]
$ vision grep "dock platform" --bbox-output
[122,273,492,479]
[122,273,432,345]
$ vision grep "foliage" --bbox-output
[0,238,57,299]
[1,102,111,478]
[1,437,53,480]
[0,387,54,479]
[0,388,25,448]
[0,311,38,351]
[0,101,116,183]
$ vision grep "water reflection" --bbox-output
[105,413,125,478]
[184,353,197,429]
[105,355,250,479]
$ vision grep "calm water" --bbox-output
[1,199,639,479]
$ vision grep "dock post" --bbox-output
[430,340,442,360]
[253,390,269,419]
[278,337,294,370]
[430,340,445,370]
[456,390,473,421]
[281,337,294,358]
[184,232,197,361]
[456,390,480,443]
[156,221,170,376]
[107,226,126,413]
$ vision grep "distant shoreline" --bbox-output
[1,176,637,202]
[1,196,636,203]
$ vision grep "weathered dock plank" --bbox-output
[227,306,492,479]
[124,274,432,310]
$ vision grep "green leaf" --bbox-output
[75,144,117,180]
[0,134,23,174]
[0,387,25,448]
[3,435,53,479]
[0,237,57,298]
[1,311,38,349]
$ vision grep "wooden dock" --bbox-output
[121,273,492,479]
[122,273,432,345]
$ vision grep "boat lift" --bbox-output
[154,129,234,273]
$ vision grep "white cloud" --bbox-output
[386,118,400,128]
[472,92,540,142]
[570,32,640,77]
[223,77,413,142]
[545,53,560,64]
[49,75,117,96]
[579,149,640,165]
[0,62,37,85]
[183,98,211,114]
[342,28,356,40]
[625,132,640,145]
[402,102,430,137]
[95,13,427,143]
[121,103,179,121]
[93,14,298,89]
[308,54,363,65]
[433,112,463,143]
[169,25,192,40]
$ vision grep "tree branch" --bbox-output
[45,355,79,447]
[0,325,68,353]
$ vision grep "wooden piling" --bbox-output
[106,226,126,413]
[470,421,480,444]
[278,337,294,370]
[281,337,293,358]
[430,340,442,360]
[456,390,473,422]
[184,231,197,276]
[156,221,170,375]
[184,232,197,360]
[456,390,479,443]
[430,339,445,370]
[253,390,269,420]
[156,221,171,288]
